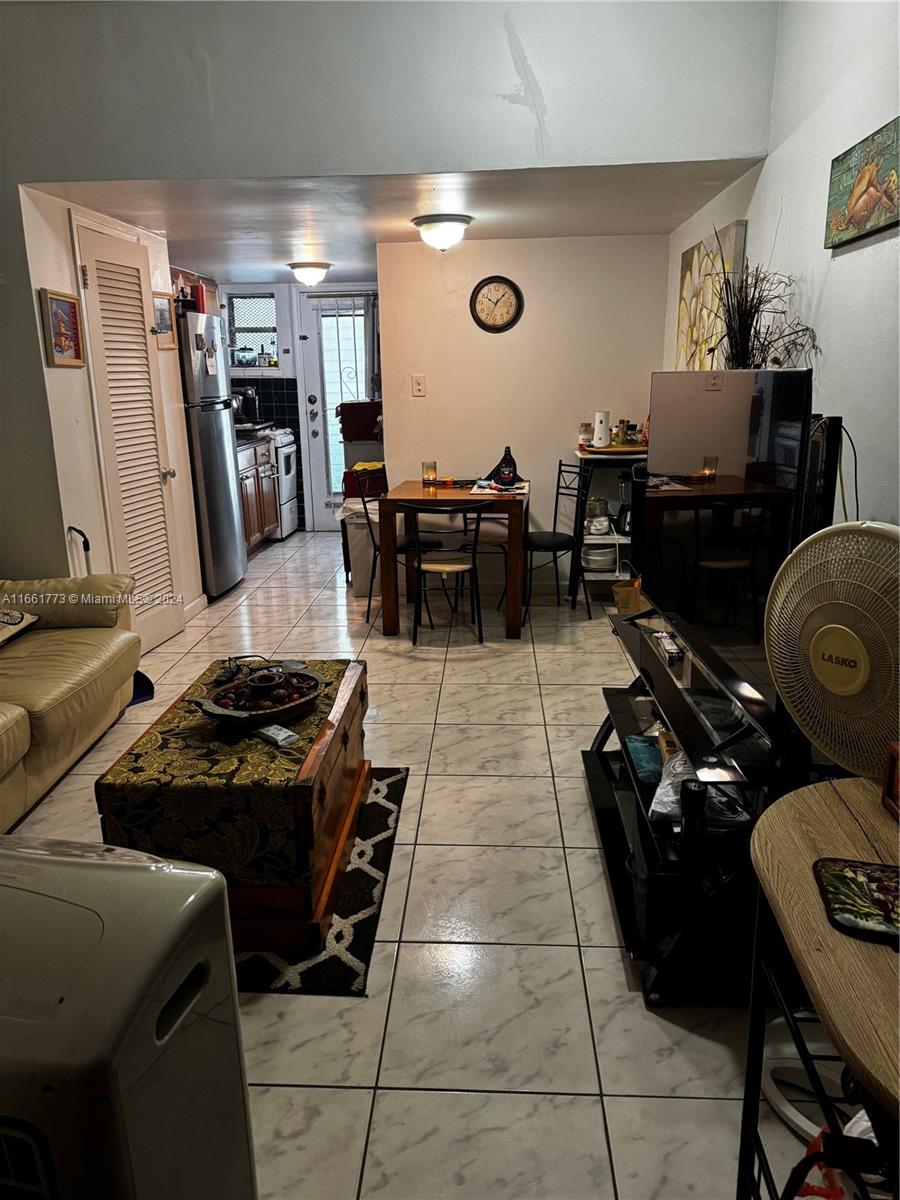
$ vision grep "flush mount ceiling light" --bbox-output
[411,214,473,252]
[288,261,332,286]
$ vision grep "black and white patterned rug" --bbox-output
[234,767,407,998]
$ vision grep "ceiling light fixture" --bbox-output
[288,261,332,286]
[411,214,473,252]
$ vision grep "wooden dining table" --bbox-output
[377,481,529,639]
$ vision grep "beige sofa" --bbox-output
[0,574,142,831]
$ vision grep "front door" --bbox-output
[78,227,185,650]
[296,291,375,531]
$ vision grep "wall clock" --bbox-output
[469,276,524,333]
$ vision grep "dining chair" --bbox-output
[394,501,492,644]
[354,468,444,623]
[524,460,592,619]
[688,500,768,640]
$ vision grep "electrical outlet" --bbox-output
[410,374,427,397]
[705,371,724,392]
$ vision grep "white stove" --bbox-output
[268,427,299,538]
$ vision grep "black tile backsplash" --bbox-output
[236,375,306,530]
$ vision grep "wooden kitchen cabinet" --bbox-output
[258,466,279,538]
[240,469,263,548]
[237,441,279,551]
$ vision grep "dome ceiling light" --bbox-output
[411,214,473,252]
[288,261,332,286]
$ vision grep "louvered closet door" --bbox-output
[79,229,185,651]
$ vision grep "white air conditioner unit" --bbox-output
[0,837,257,1198]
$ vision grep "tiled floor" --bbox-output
[18,531,807,1199]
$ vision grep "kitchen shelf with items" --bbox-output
[580,484,634,580]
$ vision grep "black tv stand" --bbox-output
[582,605,780,1006]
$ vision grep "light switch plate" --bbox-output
[411,374,427,397]
[705,371,724,392]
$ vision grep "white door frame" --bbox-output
[292,282,377,533]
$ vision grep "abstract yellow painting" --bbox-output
[675,220,747,371]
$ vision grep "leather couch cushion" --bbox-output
[0,627,140,746]
[0,574,134,629]
[0,701,30,778]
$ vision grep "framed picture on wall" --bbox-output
[825,117,899,248]
[152,292,178,349]
[39,288,85,367]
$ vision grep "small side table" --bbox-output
[736,778,898,1199]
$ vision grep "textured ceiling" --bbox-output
[35,158,759,283]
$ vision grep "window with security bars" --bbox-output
[227,293,278,366]
[319,296,369,494]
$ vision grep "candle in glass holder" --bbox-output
[702,455,718,481]
[421,460,438,484]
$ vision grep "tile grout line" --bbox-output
[352,579,454,1200]
[538,599,623,1200]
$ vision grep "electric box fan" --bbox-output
[765,520,899,778]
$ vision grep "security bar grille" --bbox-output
[318,296,369,495]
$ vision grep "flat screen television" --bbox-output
[647,369,813,493]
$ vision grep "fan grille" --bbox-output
[765,522,899,776]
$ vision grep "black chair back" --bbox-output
[395,501,491,566]
[552,460,590,535]
[354,467,389,551]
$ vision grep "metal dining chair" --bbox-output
[394,501,492,644]
[688,500,768,641]
[354,468,444,623]
[524,460,592,619]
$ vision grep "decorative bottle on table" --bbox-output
[497,446,517,486]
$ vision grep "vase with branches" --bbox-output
[699,231,821,370]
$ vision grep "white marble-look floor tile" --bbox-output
[213,603,310,627]
[240,942,397,1086]
[379,943,599,1093]
[583,948,746,1098]
[153,625,212,654]
[540,686,609,727]
[546,725,599,777]
[250,1085,371,1200]
[360,1090,615,1199]
[536,651,634,687]
[357,648,446,684]
[394,775,425,843]
[16,773,103,842]
[191,626,295,657]
[375,842,414,941]
[120,681,188,723]
[428,725,551,776]
[418,776,561,847]
[139,649,185,677]
[363,724,434,773]
[530,624,621,651]
[274,629,367,657]
[365,684,441,724]
[153,652,221,690]
[436,683,544,725]
[606,1097,806,1200]
[441,650,538,685]
[555,778,601,849]
[567,850,622,947]
[403,844,577,945]
[447,624,534,648]
[67,719,150,775]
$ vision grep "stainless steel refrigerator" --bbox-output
[178,312,247,597]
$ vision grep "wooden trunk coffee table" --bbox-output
[95,658,370,957]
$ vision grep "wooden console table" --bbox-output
[736,778,898,1198]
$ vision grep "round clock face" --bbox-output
[470,276,524,333]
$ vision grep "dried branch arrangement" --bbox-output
[702,231,821,370]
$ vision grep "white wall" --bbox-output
[664,3,899,524]
[377,236,668,532]
[17,188,204,605]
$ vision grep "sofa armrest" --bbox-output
[0,574,135,630]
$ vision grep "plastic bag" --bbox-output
[649,751,696,821]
